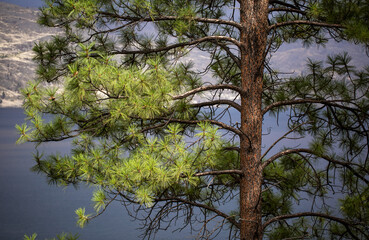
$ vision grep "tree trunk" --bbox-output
[239,1,268,239]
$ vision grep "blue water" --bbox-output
[0,108,144,240]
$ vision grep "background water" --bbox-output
[0,108,147,240]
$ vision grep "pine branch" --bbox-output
[153,117,242,136]
[28,134,79,143]
[224,146,240,152]
[268,0,300,10]
[97,12,243,30]
[262,148,369,184]
[269,20,344,32]
[262,99,362,116]
[83,21,141,42]
[85,193,119,221]
[172,84,244,99]
[262,212,367,239]
[213,42,241,68]
[193,169,243,177]
[190,99,241,112]
[111,36,241,55]
[157,196,240,229]
[268,7,306,15]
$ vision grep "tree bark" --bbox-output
[239,0,269,239]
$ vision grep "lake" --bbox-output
[0,108,161,240]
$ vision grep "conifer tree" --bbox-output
[17,0,369,239]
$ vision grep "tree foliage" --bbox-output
[18,0,369,239]
[24,233,79,240]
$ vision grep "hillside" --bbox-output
[0,2,58,107]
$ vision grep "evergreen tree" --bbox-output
[17,0,369,239]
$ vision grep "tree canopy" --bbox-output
[17,0,369,239]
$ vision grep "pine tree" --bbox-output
[17,0,369,239]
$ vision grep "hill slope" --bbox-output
[0,2,58,107]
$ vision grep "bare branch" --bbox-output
[260,122,309,161]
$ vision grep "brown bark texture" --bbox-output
[239,0,269,239]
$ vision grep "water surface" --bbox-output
[0,108,142,240]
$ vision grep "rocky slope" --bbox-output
[0,2,58,107]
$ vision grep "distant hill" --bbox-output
[0,2,58,107]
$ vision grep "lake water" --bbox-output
[0,108,153,240]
